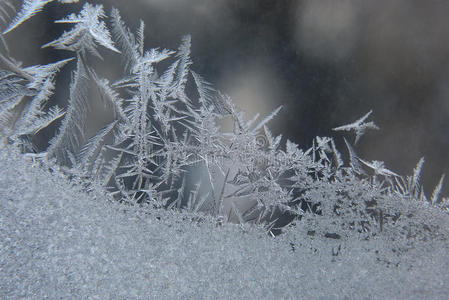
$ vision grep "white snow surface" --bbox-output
[1,147,448,299]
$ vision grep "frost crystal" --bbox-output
[0,4,448,298]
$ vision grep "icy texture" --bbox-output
[1,2,449,298]
[1,146,448,299]
[1,0,77,35]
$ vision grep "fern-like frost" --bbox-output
[42,3,119,57]
[3,0,53,35]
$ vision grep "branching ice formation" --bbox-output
[0,0,447,244]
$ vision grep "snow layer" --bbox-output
[1,147,448,299]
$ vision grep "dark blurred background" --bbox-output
[6,0,449,196]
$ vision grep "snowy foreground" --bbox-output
[1,148,448,299]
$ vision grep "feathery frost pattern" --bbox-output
[42,3,119,57]
[0,0,447,247]
[1,0,78,35]
[47,55,90,165]
[2,0,53,35]
[333,109,379,144]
